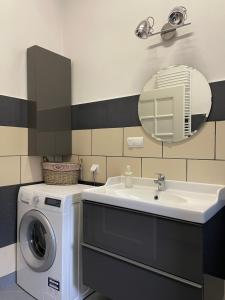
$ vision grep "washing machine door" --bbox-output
[19,209,56,272]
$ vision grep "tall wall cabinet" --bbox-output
[27,45,72,156]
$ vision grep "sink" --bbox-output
[112,187,187,204]
[82,176,225,223]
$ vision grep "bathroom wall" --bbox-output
[71,119,225,185]
[65,0,225,186]
[0,98,43,285]
[63,0,225,104]
[1,0,225,288]
[0,0,63,284]
[0,0,63,99]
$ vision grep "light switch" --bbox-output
[127,137,144,148]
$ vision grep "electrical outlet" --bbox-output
[127,137,144,148]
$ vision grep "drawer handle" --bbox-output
[82,242,202,289]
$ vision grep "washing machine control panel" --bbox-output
[45,197,61,208]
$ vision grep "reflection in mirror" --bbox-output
[138,65,212,143]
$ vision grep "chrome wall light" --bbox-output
[168,6,187,26]
[135,6,191,41]
[135,16,155,39]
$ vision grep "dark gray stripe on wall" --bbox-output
[208,81,225,121]
[72,95,141,129]
[0,182,42,248]
[0,185,19,248]
[72,80,225,130]
[0,95,31,128]
[0,80,225,130]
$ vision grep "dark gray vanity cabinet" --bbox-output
[27,45,71,156]
[82,201,225,300]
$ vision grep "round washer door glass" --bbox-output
[19,209,56,272]
[30,220,46,258]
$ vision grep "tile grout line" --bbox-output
[122,127,125,157]
[106,156,108,180]
[73,153,225,162]
[20,156,22,184]
[186,159,188,181]
[214,121,217,160]
[91,129,93,156]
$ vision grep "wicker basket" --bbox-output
[42,162,80,185]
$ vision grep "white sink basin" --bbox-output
[82,176,225,223]
[112,187,187,204]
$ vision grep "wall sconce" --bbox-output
[168,6,187,26]
[135,16,155,39]
[135,6,191,41]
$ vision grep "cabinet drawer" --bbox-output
[83,201,203,283]
[82,246,203,300]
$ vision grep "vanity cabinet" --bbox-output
[82,201,225,300]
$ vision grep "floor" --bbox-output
[0,285,110,300]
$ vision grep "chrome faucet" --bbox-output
[154,173,166,191]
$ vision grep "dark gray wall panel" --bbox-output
[191,114,207,132]
[0,185,20,248]
[72,95,140,129]
[72,80,225,130]
[0,96,31,128]
[208,81,225,121]
[0,80,225,130]
[0,182,42,248]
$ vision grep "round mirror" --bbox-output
[138,65,212,143]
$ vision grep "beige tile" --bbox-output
[0,156,20,186]
[71,155,79,162]
[79,156,106,183]
[0,127,27,156]
[216,121,225,160]
[107,157,141,178]
[92,128,123,156]
[142,158,186,181]
[124,127,162,158]
[72,130,91,155]
[163,122,215,159]
[21,156,42,184]
[187,160,225,185]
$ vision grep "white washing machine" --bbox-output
[17,183,93,300]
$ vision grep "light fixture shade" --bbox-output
[135,16,154,39]
[168,6,187,26]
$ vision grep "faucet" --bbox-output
[154,173,166,191]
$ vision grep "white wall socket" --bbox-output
[127,137,144,148]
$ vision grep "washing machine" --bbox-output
[17,183,93,300]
